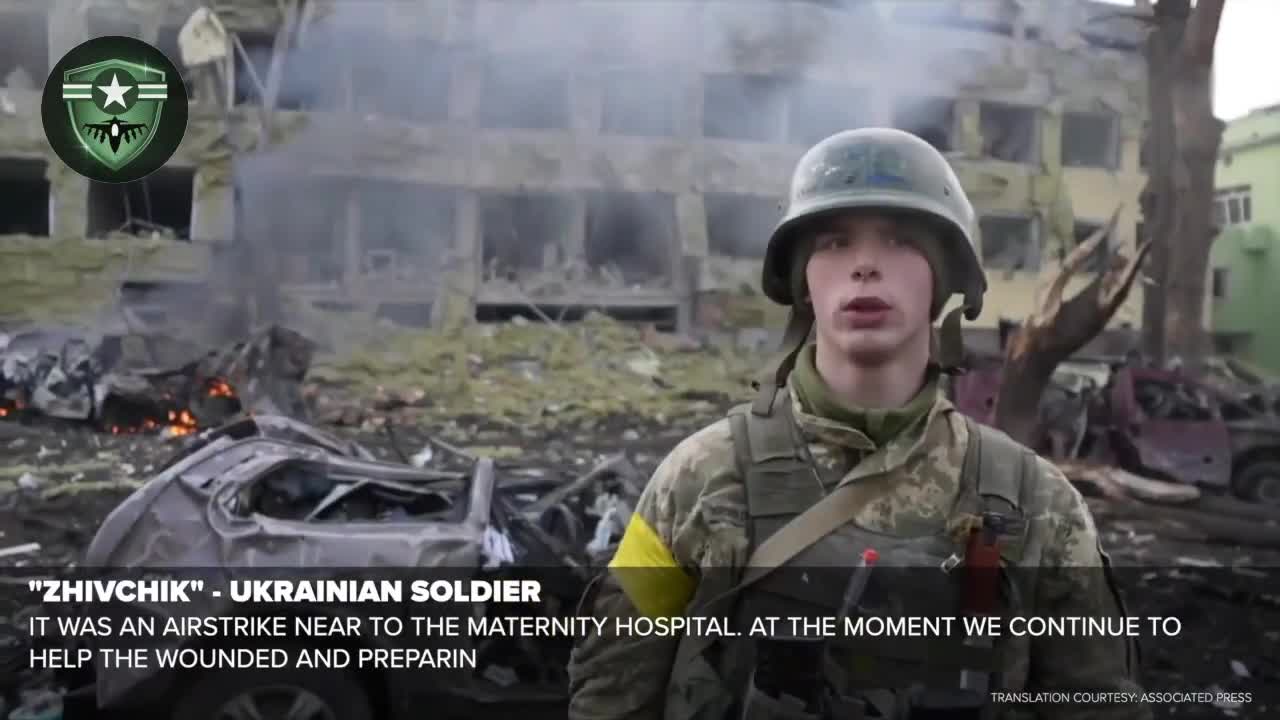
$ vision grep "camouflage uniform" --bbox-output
[567,128,1149,720]
[568,375,1148,720]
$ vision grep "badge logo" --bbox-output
[42,36,188,184]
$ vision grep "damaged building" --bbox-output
[0,0,1148,352]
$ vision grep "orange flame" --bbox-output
[207,379,235,398]
[167,409,198,436]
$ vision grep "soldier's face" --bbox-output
[803,212,935,366]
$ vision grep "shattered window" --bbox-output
[480,192,576,279]
[601,71,676,137]
[585,192,676,285]
[87,167,195,240]
[354,180,455,283]
[232,31,334,111]
[703,73,787,143]
[704,193,778,258]
[0,10,48,86]
[0,158,50,235]
[1134,379,1213,422]
[979,102,1038,163]
[476,55,571,130]
[787,82,872,147]
[892,96,955,152]
[240,174,348,285]
[351,36,450,123]
[1061,111,1118,168]
[979,216,1039,271]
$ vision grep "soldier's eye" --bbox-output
[815,234,842,250]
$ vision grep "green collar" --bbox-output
[789,343,938,446]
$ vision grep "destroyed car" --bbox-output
[53,415,638,720]
[953,356,1280,506]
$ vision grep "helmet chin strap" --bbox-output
[931,304,970,376]
[751,302,814,416]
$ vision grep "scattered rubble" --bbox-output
[0,323,314,437]
[0,316,1277,717]
[307,310,759,433]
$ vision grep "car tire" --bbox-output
[1231,459,1280,506]
[169,665,374,720]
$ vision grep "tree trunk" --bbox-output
[1140,0,1228,366]
[993,211,1151,447]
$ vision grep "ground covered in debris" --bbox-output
[3,417,1278,718]
[2,314,1278,718]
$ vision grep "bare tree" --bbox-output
[1139,0,1228,367]
[993,208,1152,447]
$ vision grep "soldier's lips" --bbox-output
[838,297,892,328]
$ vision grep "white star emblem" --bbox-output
[96,73,132,109]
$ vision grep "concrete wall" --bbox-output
[0,0,1149,338]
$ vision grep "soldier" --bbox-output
[567,128,1149,720]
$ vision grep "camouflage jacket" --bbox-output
[567,382,1151,720]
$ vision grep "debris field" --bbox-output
[0,316,1277,719]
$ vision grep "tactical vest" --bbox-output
[663,388,1057,720]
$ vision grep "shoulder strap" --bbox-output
[961,415,1032,512]
[961,415,1034,560]
[725,389,882,590]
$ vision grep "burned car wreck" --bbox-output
[952,354,1280,506]
[51,414,642,720]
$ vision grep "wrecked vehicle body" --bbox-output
[952,356,1280,506]
[0,323,312,435]
[55,414,631,720]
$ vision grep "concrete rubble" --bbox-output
[0,315,1275,717]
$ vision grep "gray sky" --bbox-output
[1096,0,1279,120]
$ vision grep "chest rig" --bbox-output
[716,386,1038,720]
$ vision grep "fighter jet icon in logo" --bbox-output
[82,116,149,153]
[61,61,168,171]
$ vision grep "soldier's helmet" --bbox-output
[762,127,988,321]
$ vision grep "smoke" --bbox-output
[104,0,1140,341]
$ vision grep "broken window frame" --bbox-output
[600,70,677,138]
[704,192,780,259]
[352,179,456,290]
[583,191,678,286]
[0,157,52,236]
[1060,110,1120,169]
[978,214,1040,272]
[479,191,578,281]
[890,95,956,153]
[702,73,788,143]
[86,166,197,240]
[785,81,873,148]
[475,53,572,132]
[978,101,1039,164]
[0,8,49,88]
